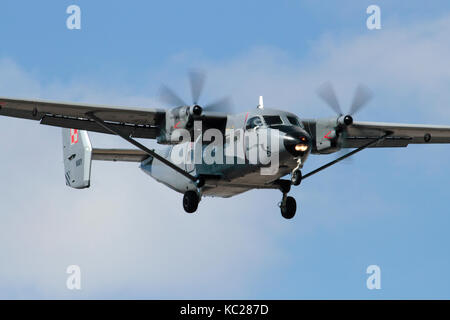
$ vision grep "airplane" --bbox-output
[2,73,450,220]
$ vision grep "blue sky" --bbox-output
[1,0,450,299]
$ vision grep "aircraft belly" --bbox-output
[202,165,293,198]
[201,186,251,198]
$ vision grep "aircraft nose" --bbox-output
[283,132,311,157]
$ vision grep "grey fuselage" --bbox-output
[140,108,312,198]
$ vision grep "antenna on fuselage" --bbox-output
[257,96,264,109]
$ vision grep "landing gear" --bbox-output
[183,191,199,213]
[291,159,303,186]
[277,180,297,219]
[280,195,297,219]
[291,169,302,186]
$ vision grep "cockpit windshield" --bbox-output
[287,116,300,126]
[263,116,283,126]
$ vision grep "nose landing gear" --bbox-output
[291,169,302,186]
[291,159,303,186]
[278,160,302,219]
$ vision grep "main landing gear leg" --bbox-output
[278,180,297,220]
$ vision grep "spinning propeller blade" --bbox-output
[159,84,187,107]
[189,70,206,105]
[317,82,343,116]
[158,71,233,112]
[204,96,233,112]
[349,84,373,116]
[317,82,373,117]
[316,82,374,161]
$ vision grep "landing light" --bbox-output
[295,144,308,152]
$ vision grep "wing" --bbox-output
[300,120,450,179]
[343,121,450,148]
[0,96,166,139]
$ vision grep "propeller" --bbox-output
[317,82,372,119]
[158,71,233,114]
[203,96,233,112]
[189,70,206,105]
[349,84,373,116]
[159,84,187,107]
[317,82,373,163]
[317,82,343,116]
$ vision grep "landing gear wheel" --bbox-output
[281,196,297,219]
[291,170,302,186]
[183,191,199,213]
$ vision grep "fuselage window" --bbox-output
[263,116,283,126]
[246,116,263,130]
[287,116,300,126]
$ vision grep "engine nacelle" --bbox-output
[157,105,202,144]
[313,117,347,154]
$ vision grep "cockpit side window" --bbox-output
[263,116,283,126]
[287,116,300,126]
[246,116,263,130]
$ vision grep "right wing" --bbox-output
[0,96,228,140]
[0,97,166,139]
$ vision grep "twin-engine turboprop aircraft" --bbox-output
[2,74,450,219]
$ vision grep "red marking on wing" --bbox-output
[324,131,333,139]
[244,112,249,126]
[174,121,181,129]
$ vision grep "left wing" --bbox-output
[0,97,166,139]
[301,120,450,179]
[343,121,450,148]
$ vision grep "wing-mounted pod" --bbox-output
[62,128,93,189]
[314,118,340,154]
[315,115,353,153]
[314,116,353,154]
[157,105,202,144]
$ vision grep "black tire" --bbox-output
[291,170,302,186]
[183,191,199,213]
[281,196,297,219]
